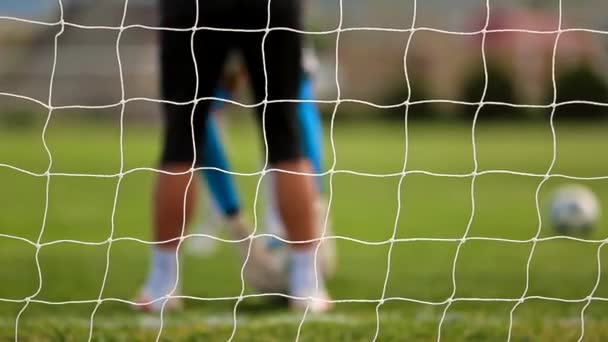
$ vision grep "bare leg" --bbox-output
[274,159,331,312]
[154,164,198,249]
[133,164,197,312]
[273,159,317,249]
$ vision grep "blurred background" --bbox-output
[2,0,608,340]
[1,0,608,120]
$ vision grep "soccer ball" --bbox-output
[248,229,336,293]
[243,198,336,293]
[549,184,600,235]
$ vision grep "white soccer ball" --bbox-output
[549,184,600,235]
[245,198,336,293]
[248,231,336,293]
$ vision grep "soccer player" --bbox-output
[184,61,244,256]
[187,48,327,252]
[136,0,331,313]
[186,48,335,293]
[262,46,328,253]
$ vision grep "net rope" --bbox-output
[1,0,608,341]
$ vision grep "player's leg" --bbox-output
[264,75,324,242]
[240,0,331,312]
[296,75,337,276]
[136,0,230,312]
[188,113,241,255]
[263,174,284,249]
[264,74,336,278]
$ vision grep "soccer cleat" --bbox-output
[288,247,333,314]
[131,291,183,313]
[185,221,223,256]
[289,287,333,313]
[186,200,225,256]
[224,216,251,241]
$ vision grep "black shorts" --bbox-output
[159,0,303,166]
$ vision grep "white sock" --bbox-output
[289,248,324,297]
[143,247,178,299]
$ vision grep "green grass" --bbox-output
[1,115,608,341]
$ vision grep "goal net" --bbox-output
[0,0,607,340]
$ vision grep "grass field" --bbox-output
[1,113,608,341]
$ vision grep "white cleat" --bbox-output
[131,291,183,313]
[186,191,225,256]
[289,287,333,313]
[185,226,221,256]
[186,215,225,256]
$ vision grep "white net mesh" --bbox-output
[1,0,608,341]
